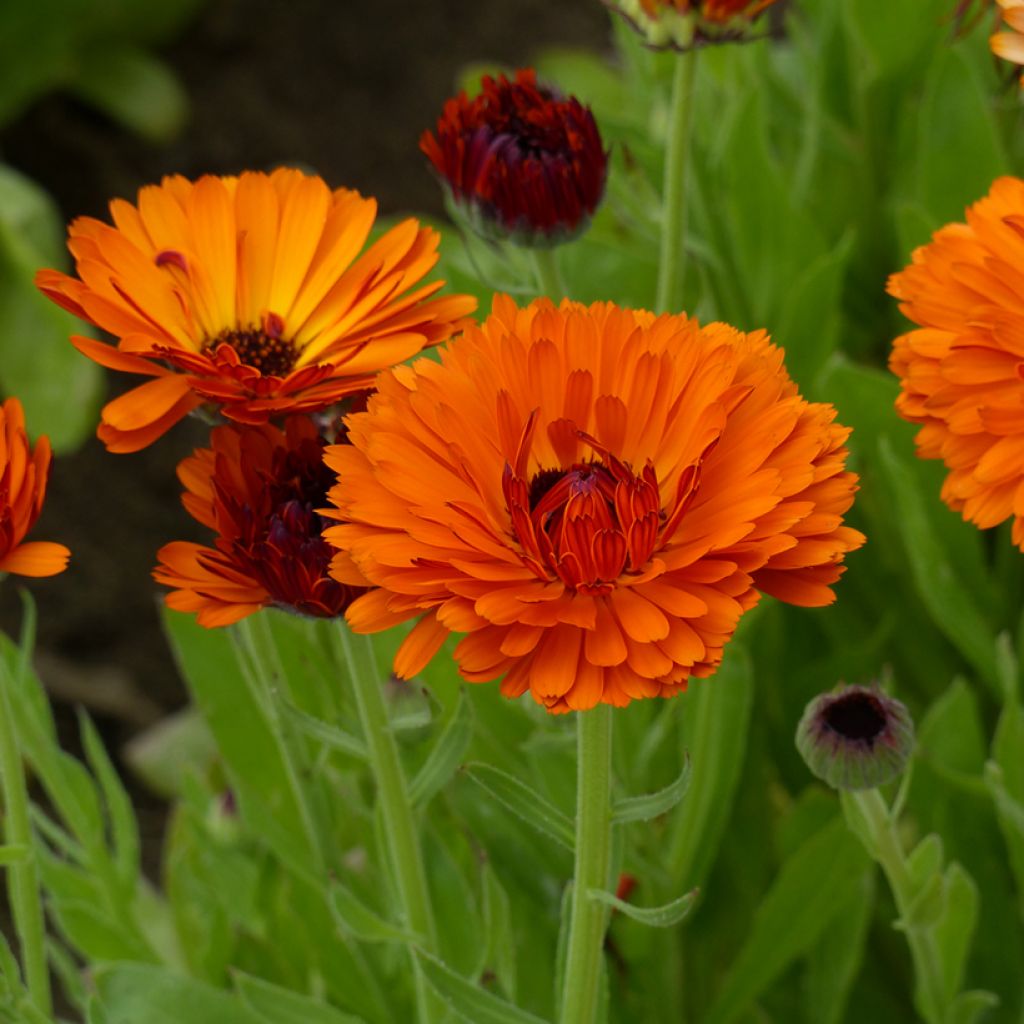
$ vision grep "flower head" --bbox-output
[0,398,69,578]
[36,169,475,452]
[796,684,914,791]
[889,176,1024,548]
[608,0,782,50]
[420,69,607,247]
[154,415,361,626]
[991,0,1024,84]
[325,297,864,713]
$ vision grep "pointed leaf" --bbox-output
[587,887,698,928]
[233,971,367,1024]
[329,880,421,945]
[279,701,367,761]
[410,692,473,807]
[612,755,690,824]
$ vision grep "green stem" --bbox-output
[532,247,566,301]
[844,789,946,1024]
[334,628,438,1023]
[559,704,613,1024]
[0,662,51,1016]
[655,50,698,314]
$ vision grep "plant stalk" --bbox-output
[559,704,614,1024]
[655,50,699,314]
[532,247,567,301]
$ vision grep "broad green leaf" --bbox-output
[329,880,421,945]
[668,647,753,887]
[463,762,574,851]
[587,887,698,928]
[933,863,981,1007]
[416,951,550,1024]
[612,755,690,824]
[704,816,869,1024]
[72,46,187,143]
[233,971,366,1024]
[95,963,264,1024]
[410,692,473,807]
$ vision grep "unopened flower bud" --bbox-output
[608,0,782,51]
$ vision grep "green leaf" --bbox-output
[0,845,29,866]
[667,646,753,887]
[480,862,516,1000]
[416,951,551,1024]
[278,701,367,761]
[328,880,421,945]
[704,816,870,1024]
[587,887,697,928]
[123,707,218,799]
[877,437,1000,692]
[72,46,187,143]
[463,762,574,851]
[409,692,473,807]
[233,971,367,1024]
[612,754,690,824]
[984,762,1024,919]
[95,963,264,1024]
[946,990,1000,1024]
[933,863,981,1007]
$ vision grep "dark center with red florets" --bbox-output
[206,326,299,378]
[822,690,887,746]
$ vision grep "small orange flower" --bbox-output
[37,169,476,453]
[325,297,863,713]
[991,0,1024,83]
[889,176,1024,548]
[609,0,780,50]
[0,398,69,578]
[154,416,361,626]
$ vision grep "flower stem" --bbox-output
[559,704,613,1024]
[532,247,566,301]
[334,628,438,1023]
[843,789,946,1024]
[655,50,699,314]
[0,661,51,1016]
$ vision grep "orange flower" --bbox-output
[36,169,476,453]
[154,416,361,626]
[609,0,780,49]
[889,176,1024,548]
[991,0,1024,83]
[0,398,69,578]
[325,297,863,713]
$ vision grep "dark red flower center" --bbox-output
[205,326,298,378]
[823,690,887,745]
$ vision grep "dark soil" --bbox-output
[0,0,608,892]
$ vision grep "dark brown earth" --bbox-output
[0,0,608,872]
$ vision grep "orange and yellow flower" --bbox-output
[608,0,780,50]
[325,297,863,713]
[155,416,361,626]
[0,398,69,578]
[889,176,1024,548]
[991,0,1024,83]
[36,169,475,453]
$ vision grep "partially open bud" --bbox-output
[608,0,782,51]
[419,68,608,248]
[796,684,914,791]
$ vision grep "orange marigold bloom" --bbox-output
[889,176,1024,549]
[991,0,1024,83]
[154,416,362,627]
[0,398,69,578]
[608,0,780,50]
[36,169,476,453]
[324,297,864,713]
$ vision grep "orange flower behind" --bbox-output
[325,297,863,713]
[889,176,1024,549]
[0,398,69,578]
[991,0,1024,84]
[155,416,362,627]
[36,168,476,453]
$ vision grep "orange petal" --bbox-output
[0,542,70,577]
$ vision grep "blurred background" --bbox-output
[0,0,608,866]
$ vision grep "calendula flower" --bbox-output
[36,169,475,453]
[796,684,914,791]
[0,398,69,578]
[420,69,607,247]
[325,297,863,713]
[991,0,1024,82]
[608,0,781,50]
[889,176,1024,548]
[154,415,361,626]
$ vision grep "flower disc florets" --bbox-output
[324,296,864,713]
[608,0,782,50]
[796,685,914,791]
[420,69,607,247]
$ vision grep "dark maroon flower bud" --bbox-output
[796,684,914,791]
[420,68,608,248]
